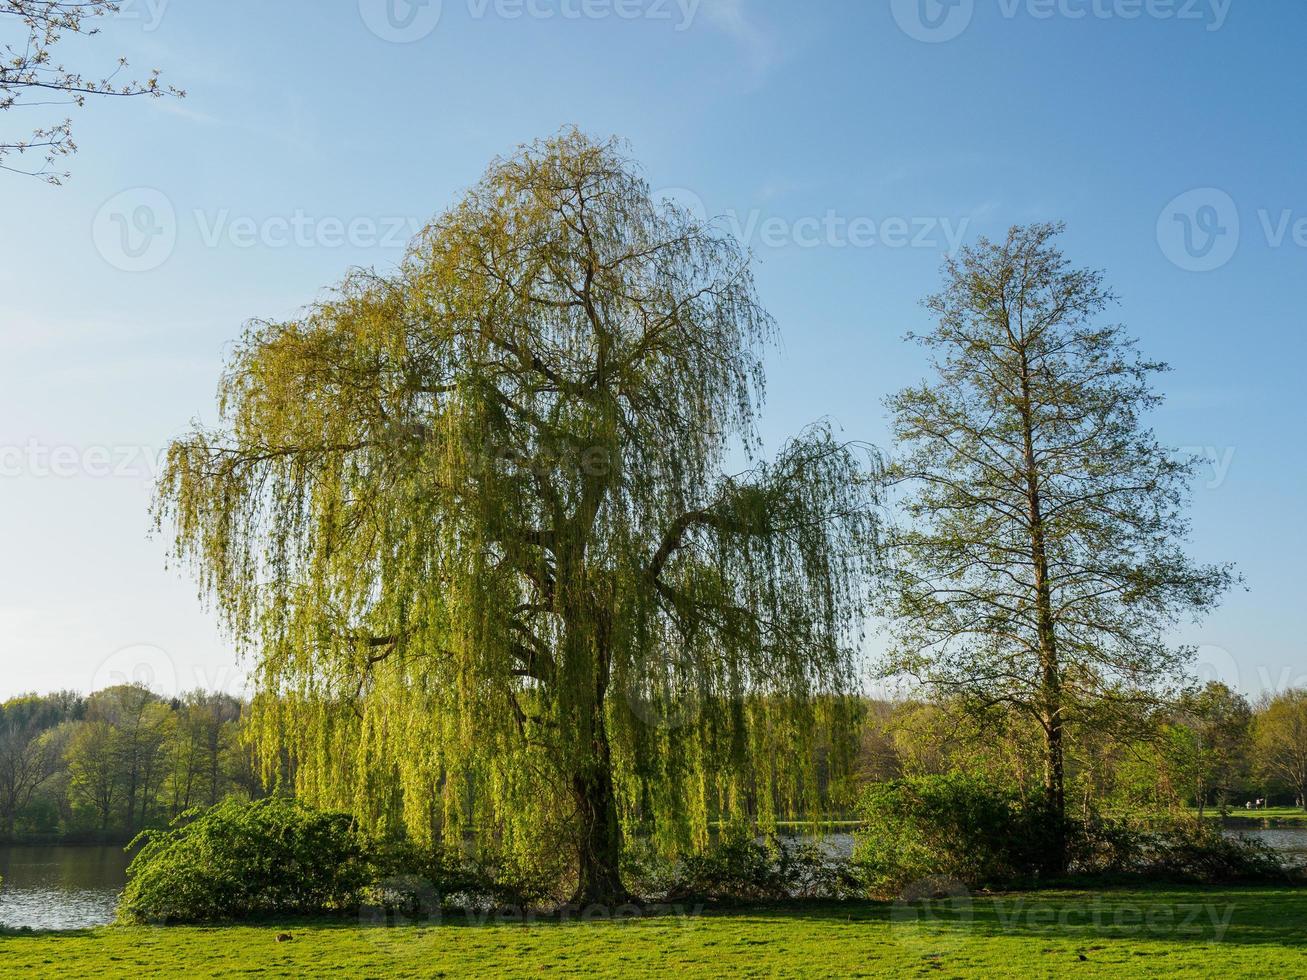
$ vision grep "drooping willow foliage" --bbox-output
[154,130,878,900]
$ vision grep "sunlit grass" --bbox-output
[2,886,1304,978]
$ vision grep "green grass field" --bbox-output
[2,886,1304,978]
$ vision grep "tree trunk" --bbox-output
[569,719,627,907]
[1034,561,1068,878]
[1019,347,1067,875]
[1040,703,1067,875]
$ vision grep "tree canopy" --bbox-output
[880,223,1234,868]
[1254,690,1307,808]
[155,131,878,903]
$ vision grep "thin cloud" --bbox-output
[149,99,221,126]
[703,0,781,80]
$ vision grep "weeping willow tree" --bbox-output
[154,131,877,904]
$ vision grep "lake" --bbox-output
[3,824,1305,931]
[1235,826,1307,865]
[0,845,131,931]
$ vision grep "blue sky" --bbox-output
[1,0,1302,700]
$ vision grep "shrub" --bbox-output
[855,773,1053,894]
[1065,811,1147,874]
[364,839,493,916]
[1134,822,1291,883]
[772,838,866,900]
[118,799,372,924]
[628,826,862,903]
[855,773,1294,895]
[671,827,789,901]
[482,847,572,908]
[361,841,496,922]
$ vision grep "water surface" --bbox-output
[0,845,130,931]
[1228,826,1307,866]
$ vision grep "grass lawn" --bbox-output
[2,886,1304,978]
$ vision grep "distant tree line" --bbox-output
[858,682,1307,819]
[2,679,1304,841]
[0,685,260,840]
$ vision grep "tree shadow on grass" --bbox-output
[740,886,1307,950]
[6,885,1303,951]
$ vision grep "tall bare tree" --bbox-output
[880,223,1234,870]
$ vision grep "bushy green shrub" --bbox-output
[483,847,573,908]
[772,838,866,900]
[1135,823,1291,883]
[855,773,1293,895]
[627,826,862,903]
[364,838,567,915]
[118,799,372,924]
[855,773,1054,894]
[365,839,493,916]
[671,827,789,901]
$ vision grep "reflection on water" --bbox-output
[0,845,130,931]
[1228,827,1307,866]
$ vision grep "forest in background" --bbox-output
[0,686,258,841]
[3,680,1303,843]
